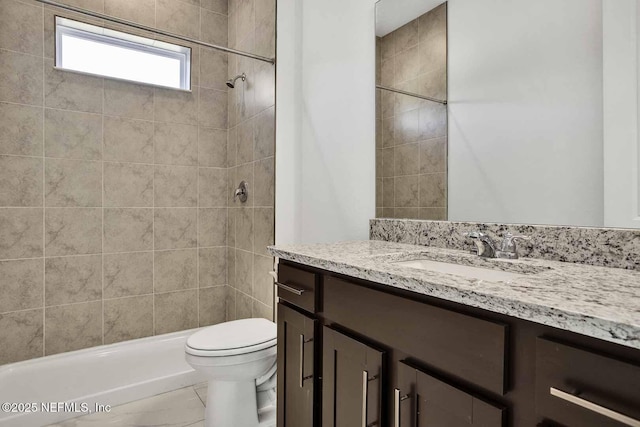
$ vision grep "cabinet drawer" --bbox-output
[398,362,505,426]
[536,338,640,427]
[277,263,319,313]
[323,276,508,395]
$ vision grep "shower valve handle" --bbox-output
[234,181,249,203]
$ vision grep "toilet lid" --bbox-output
[186,319,277,353]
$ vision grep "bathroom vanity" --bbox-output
[269,241,640,427]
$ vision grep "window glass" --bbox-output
[55,17,191,90]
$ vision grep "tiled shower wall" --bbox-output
[0,0,274,366]
[375,3,448,220]
[226,0,276,321]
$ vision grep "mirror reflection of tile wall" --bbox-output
[375,3,448,220]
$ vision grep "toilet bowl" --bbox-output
[185,319,277,427]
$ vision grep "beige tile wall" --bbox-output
[226,0,276,322]
[0,0,275,366]
[375,4,448,220]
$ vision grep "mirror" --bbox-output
[375,0,640,229]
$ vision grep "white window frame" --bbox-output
[55,16,191,91]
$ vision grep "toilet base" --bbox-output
[205,380,262,427]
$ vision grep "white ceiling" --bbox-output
[375,0,446,37]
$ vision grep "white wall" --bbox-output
[448,0,604,227]
[275,0,377,244]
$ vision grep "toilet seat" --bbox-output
[185,318,277,357]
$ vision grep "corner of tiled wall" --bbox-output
[226,0,276,323]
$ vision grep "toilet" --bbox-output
[185,318,278,427]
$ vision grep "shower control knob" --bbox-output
[234,181,249,203]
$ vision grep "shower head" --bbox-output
[226,73,246,88]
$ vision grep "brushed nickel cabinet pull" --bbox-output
[362,371,368,427]
[550,387,640,427]
[276,282,305,296]
[394,388,410,427]
[299,334,305,388]
[299,335,313,388]
[394,388,401,427]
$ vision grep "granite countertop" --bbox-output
[268,241,640,350]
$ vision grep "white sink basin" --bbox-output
[393,259,525,282]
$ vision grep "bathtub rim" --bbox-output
[0,327,201,376]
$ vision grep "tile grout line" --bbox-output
[196,42,201,329]
[0,97,230,123]
[233,90,237,319]
[41,1,46,358]
[152,53,156,337]
[0,244,231,265]
[251,158,256,317]
[101,72,105,346]
[229,22,235,321]
[0,283,229,318]
[197,3,203,327]
[234,59,240,318]
[225,67,230,322]
[0,152,230,169]
[0,206,227,210]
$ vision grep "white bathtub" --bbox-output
[0,328,203,427]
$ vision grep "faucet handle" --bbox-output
[462,232,478,254]
[502,232,531,243]
[233,181,249,203]
[462,231,497,258]
[499,232,531,259]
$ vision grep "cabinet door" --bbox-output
[322,327,385,427]
[277,303,317,427]
[396,362,505,427]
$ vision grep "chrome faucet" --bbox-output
[464,231,531,259]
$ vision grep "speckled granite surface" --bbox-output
[268,241,640,350]
[370,219,640,271]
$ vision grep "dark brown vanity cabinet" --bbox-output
[276,260,640,427]
[277,303,317,427]
[322,327,385,427]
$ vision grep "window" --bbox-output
[55,17,191,91]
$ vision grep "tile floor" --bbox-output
[48,383,208,427]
